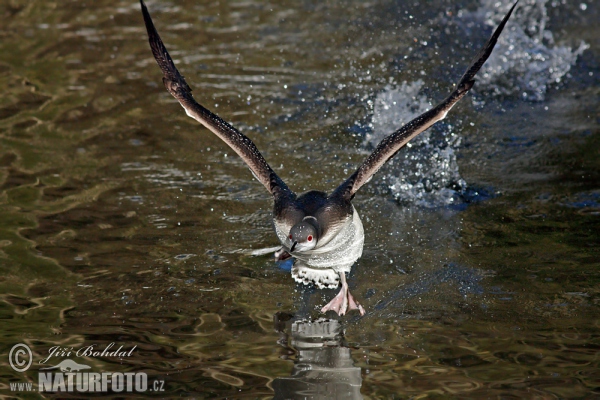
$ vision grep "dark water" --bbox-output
[1,0,599,398]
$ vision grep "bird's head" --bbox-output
[288,220,318,252]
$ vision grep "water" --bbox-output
[1,0,599,398]
[468,0,589,101]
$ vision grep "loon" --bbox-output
[140,0,517,316]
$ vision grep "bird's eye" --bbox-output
[307,235,313,242]
[288,234,293,240]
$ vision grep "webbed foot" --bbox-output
[321,272,365,316]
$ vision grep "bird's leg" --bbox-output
[321,272,365,316]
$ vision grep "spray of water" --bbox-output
[367,81,466,207]
[469,0,589,102]
[366,0,587,206]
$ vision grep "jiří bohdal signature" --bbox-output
[39,342,137,364]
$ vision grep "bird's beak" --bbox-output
[290,241,298,252]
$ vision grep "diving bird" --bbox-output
[140,0,517,316]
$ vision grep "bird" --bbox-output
[139,0,517,316]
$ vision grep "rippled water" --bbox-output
[1,0,599,398]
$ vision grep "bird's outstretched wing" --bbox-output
[332,1,518,200]
[140,0,292,198]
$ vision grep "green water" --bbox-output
[1,0,598,398]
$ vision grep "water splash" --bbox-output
[367,81,466,207]
[365,0,588,206]
[468,0,589,102]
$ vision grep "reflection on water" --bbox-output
[273,315,362,399]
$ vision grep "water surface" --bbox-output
[1,0,599,398]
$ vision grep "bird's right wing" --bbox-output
[333,1,518,200]
[140,0,292,199]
